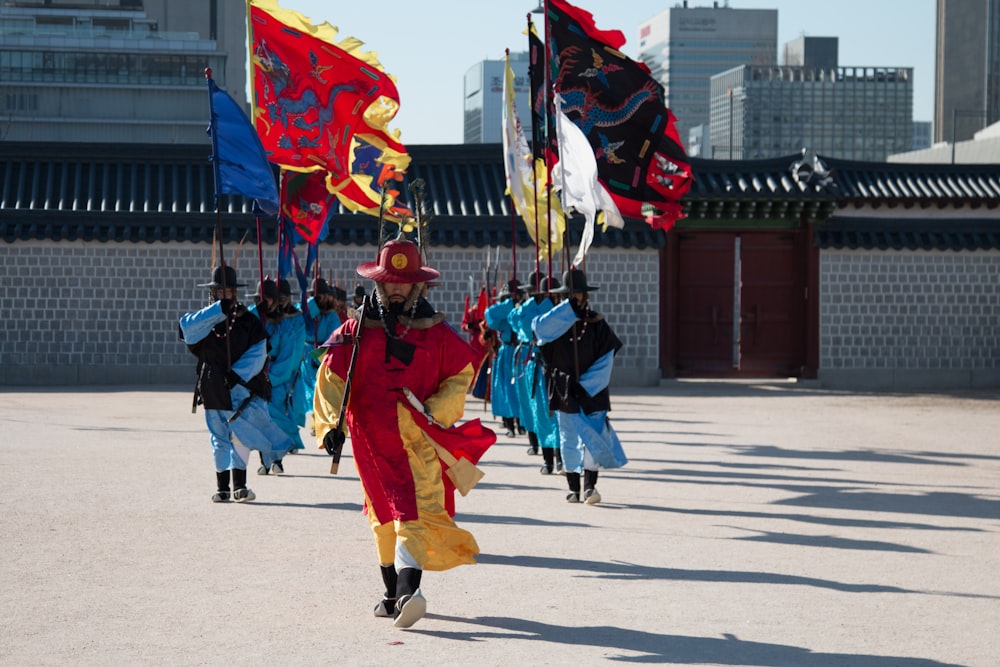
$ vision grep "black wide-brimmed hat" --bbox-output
[496,278,524,300]
[246,278,279,301]
[550,268,599,293]
[197,265,246,289]
[525,271,546,294]
[312,277,337,296]
[353,284,366,298]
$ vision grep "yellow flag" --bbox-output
[501,55,565,255]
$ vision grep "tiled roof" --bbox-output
[815,217,1000,251]
[3,142,999,247]
[685,155,838,222]
[0,142,660,248]
[822,156,1000,205]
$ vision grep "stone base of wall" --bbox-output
[1,362,663,388]
[818,368,1000,391]
[2,364,192,387]
[1,241,662,388]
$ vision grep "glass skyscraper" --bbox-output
[636,3,778,150]
[711,63,914,162]
[935,0,1000,144]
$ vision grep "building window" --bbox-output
[4,92,38,112]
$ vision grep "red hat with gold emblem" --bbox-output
[356,239,440,284]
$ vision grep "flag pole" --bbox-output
[541,2,556,287]
[525,18,542,293]
[505,49,518,287]
[205,67,232,369]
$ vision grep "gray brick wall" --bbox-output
[0,241,661,386]
[819,248,1000,389]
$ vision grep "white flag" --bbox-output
[551,94,623,268]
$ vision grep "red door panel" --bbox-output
[739,233,803,376]
[676,233,736,375]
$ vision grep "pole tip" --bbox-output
[205,68,213,79]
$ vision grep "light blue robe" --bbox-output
[295,298,341,426]
[484,298,520,419]
[180,304,293,471]
[533,301,627,472]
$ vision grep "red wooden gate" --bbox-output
[671,230,805,378]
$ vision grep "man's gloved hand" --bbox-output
[225,370,244,389]
[323,429,345,456]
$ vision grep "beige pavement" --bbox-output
[1,382,998,666]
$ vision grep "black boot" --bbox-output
[502,417,515,437]
[516,418,526,435]
[374,565,397,617]
[565,472,581,503]
[394,567,426,628]
[583,469,601,505]
[232,468,255,502]
[527,431,539,456]
[555,448,565,475]
[395,567,422,599]
[212,470,231,502]
[540,447,554,475]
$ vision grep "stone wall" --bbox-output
[0,240,661,386]
[819,248,1000,389]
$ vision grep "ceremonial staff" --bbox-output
[323,295,369,474]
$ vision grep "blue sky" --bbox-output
[284,0,935,145]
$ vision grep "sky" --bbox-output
[285,0,935,145]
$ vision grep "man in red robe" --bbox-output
[313,239,491,629]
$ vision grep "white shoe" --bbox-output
[393,589,427,628]
[583,488,601,505]
[271,460,284,475]
[233,487,255,502]
[374,598,396,618]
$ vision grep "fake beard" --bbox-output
[380,299,406,332]
[379,296,416,365]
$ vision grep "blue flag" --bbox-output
[206,75,279,216]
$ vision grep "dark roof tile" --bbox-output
[4,143,1000,247]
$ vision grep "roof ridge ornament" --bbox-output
[790,148,834,189]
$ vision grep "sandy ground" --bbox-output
[1,382,998,666]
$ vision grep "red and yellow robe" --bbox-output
[313,310,480,571]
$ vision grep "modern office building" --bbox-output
[710,61,913,161]
[463,52,530,144]
[0,0,245,144]
[935,0,1000,144]
[912,121,933,150]
[687,124,709,158]
[890,119,1000,163]
[783,36,838,70]
[636,2,777,147]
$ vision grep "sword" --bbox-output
[401,387,444,428]
[326,295,369,474]
[227,394,254,425]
